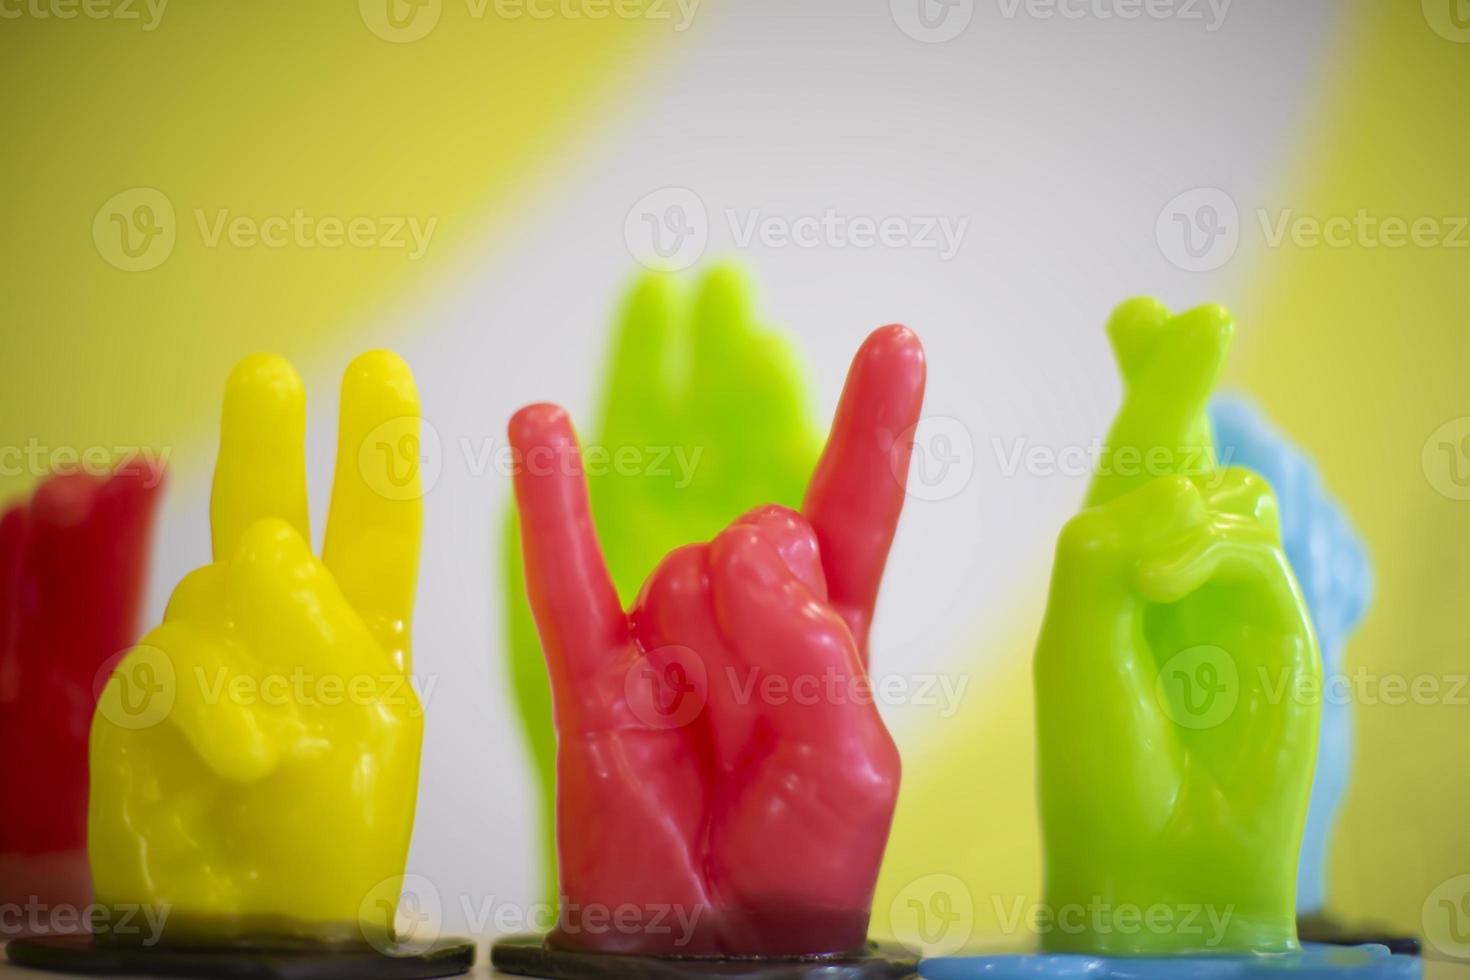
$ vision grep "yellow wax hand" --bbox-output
[89,351,425,947]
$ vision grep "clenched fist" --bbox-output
[512,325,925,957]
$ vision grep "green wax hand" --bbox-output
[1034,299,1321,956]
[503,266,821,899]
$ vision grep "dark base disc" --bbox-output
[5,933,476,979]
[1298,915,1421,957]
[491,934,917,979]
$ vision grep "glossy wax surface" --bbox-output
[1034,300,1321,955]
[511,325,925,957]
[88,352,425,943]
[0,463,163,906]
[1210,396,1371,917]
[503,267,822,899]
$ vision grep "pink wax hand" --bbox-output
[0,461,164,910]
[511,325,925,958]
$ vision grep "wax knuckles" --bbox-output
[1035,301,1320,957]
[0,462,163,911]
[512,325,925,957]
[88,351,426,944]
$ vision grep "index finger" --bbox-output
[802,324,926,660]
[509,404,627,703]
[323,350,423,674]
[210,354,310,564]
[1086,301,1233,508]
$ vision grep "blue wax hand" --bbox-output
[1209,395,1373,917]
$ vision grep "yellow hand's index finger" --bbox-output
[323,350,423,674]
[210,354,310,564]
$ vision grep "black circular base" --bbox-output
[1297,915,1421,957]
[490,933,918,979]
[5,933,476,979]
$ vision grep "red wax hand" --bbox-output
[512,325,925,958]
[0,461,164,902]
